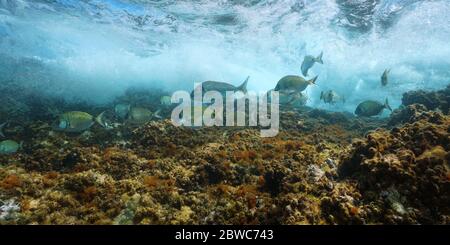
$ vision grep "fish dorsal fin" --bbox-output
[308,76,318,85]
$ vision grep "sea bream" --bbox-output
[355,98,392,117]
[274,75,318,94]
[267,89,308,107]
[381,69,390,86]
[0,140,21,155]
[114,103,131,120]
[191,76,249,98]
[320,90,345,104]
[127,107,161,125]
[53,111,109,133]
[301,52,323,77]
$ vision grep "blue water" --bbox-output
[1,0,449,115]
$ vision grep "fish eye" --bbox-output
[59,120,68,129]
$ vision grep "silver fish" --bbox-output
[320,90,345,104]
[301,52,323,77]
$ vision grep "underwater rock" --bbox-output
[196,162,228,185]
[388,103,447,127]
[23,145,90,172]
[132,120,222,148]
[402,84,450,114]
[388,103,428,126]
[0,198,20,222]
[262,163,287,196]
[320,183,365,225]
[307,109,351,125]
[339,113,450,224]
[307,165,325,182]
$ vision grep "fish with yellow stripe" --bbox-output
[52,111,110,133]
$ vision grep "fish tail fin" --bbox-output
[308,76,318,85]
[238,76,250,93]
[154,109,162,119]
[95,111,109,128]
[385,98,392,112]
[320,91,324,101]
[19,141,24,150]
[0,122,7,138]
[316,52,324,64]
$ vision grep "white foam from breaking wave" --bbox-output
[0,0,449,115]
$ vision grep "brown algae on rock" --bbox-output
[0,86,449,225]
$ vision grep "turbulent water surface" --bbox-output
[1,0,450,111]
